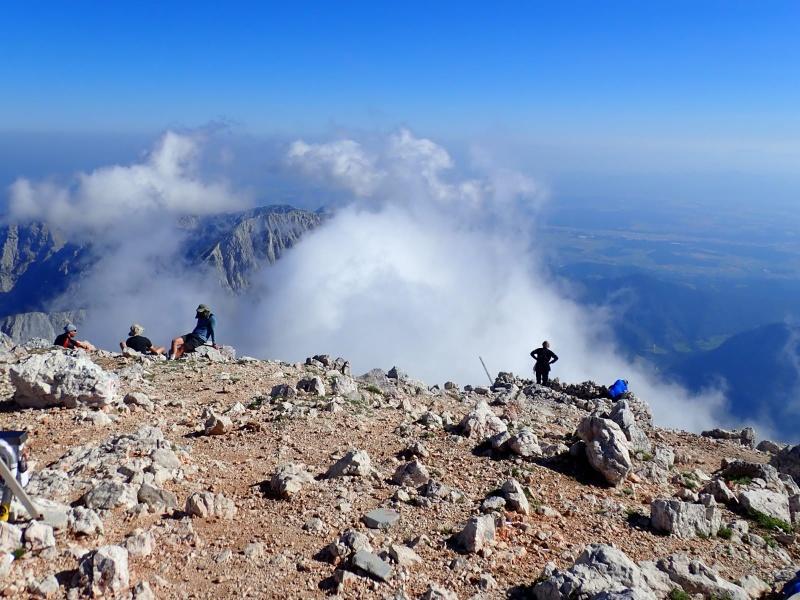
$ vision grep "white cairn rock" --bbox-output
[11,350,119,408]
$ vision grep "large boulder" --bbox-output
[11,350,119,408]
[656,554,748,600]
[577,416,633,486]
[609,400,652,454]
[650,499,721,538]
[701,427,756,449]
[532,544,657,600]
[772,444,800,483]
[738,489,792,524]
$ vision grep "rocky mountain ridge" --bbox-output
[0,343,797,598]
[0,205,322,342]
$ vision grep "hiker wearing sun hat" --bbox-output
[120,323,165,355]
[53,323,96,351]
[169,304,218,360]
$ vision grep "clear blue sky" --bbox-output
[2,1,798,137]
[1,1,799,209]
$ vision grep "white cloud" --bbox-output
[8,131,247,234]
[241,129,729,431]
[287,139,383,197]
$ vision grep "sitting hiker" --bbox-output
[54,324,96,351]
[120,323,165,355]
[170,304,218,360]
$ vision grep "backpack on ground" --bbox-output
[608,379,629,400]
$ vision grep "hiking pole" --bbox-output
[0,458,42,521]
[478,356,493,386]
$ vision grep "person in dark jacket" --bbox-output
[169,304,218,360]
[54,323,96,351]
[120,324,165,355]
[530,341,558,385]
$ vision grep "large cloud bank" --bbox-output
[255,130,727,431]
[6,129,731,432]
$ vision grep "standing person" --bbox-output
[169,304,218,360]
[53,324,96,351]
[530,341,558,385]
[120,323,165,355]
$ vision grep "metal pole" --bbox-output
[479,356,493,385]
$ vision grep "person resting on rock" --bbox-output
[530,340,558,385]
[54,323,96,351]
[120,323,165,355]
[169,304,218,360]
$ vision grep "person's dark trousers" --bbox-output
[535,370,549,385]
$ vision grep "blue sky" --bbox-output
[2,1,798,135]
[1,1,799,206]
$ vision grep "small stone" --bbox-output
[457,514,496,554]
[650,499,721,538]
[501,478,530,515]
[478,573,498,591]
[351,549,393,582]
[391,460,430,486]
[0,522,23,553]
[132,581,156,600]
[137,483,179,511]
[421,583,458,600]
[362,508,400,530]
[215,549,233,563]
[506,427,542,457]
[303,518,327,534]
[325,449,372,478]
[388,544,421,567]
[184,491,237,519]
[270,463,315,499]
[481,496,507,512]
[68,507,104,537]
[24,521,56,551]
[244,542,265,559]
[79,545,130,596]
[124,529,155,557]
[203,411,233,435]
[29,574,59,598]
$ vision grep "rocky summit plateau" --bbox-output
[0,341,798,599]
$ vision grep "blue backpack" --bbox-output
[608,379,629,400]
[782,571,800,596]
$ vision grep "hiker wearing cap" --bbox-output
[120,324,165,355]
[530,341,558,385]
[169,304,218,360]
[54,324,96,351]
